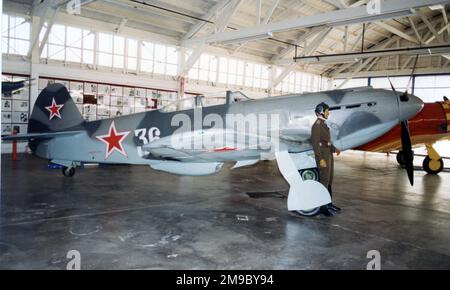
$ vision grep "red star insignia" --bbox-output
[45,98,64,120]
[96,121,130,159]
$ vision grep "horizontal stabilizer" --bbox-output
[2,130,84,141]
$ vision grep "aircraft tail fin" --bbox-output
[28,83,84,133]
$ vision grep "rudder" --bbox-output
[28,83,84,133]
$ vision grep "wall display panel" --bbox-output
[37,77,199,122]
[111,86,123,96]
[1,74,31,135]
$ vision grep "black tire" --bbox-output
[296,207,321,217]
[62,166,75,177]
[396,151,405,166]
[423,156,444,175]
[298,168,320,181]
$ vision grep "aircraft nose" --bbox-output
[400,94,424,121]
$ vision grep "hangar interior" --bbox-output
[1,0,450,270]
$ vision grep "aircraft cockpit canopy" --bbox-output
[159,91,253,113]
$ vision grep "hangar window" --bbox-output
[275,71,297,94]
[66,26,82,63]
[127,39,138,70]
[1,14,30,56]
[47,24,66,61]
[113,36,125,69]
[141,41,154,73]
[140,41,178,76]
[218,57,245,86]
[163,45,178,76]
[189,54,218,83]
[414,76,450,102]
[154,44,166,74]
[42,23,94,65]
[332,78,369,89]
[371,77,412,93]
[275,69,328,94]
[97,33,124,69]
[245,62,270,89]
[98,33,113,67]
[82,30,94,65]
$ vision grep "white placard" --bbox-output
[124,87,136,97]
[84,83,97,94]
[111,86,123,96]
[2,124,13,135]
[70,81,84,91]
[12,100,29,112]
[135,88,146,97]
[98,84,110,95]
[2,111,12,122]
[2,99,12,111]
[12,111,29,123]
[97,94,110,106]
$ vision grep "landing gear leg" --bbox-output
[51,160,78,177]
[423,144,444,175]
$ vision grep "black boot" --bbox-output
[320,204,335,216]
[329,203,341,212]
[327,185,341,212]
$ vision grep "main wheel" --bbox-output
[423,156,444,175]
[296,207,321,217]
[298,168,320,181]
[396,151,405,166]
[62,166,76,177]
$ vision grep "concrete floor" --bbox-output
[1,151,450,270]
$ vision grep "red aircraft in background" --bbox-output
[358,98,450,174]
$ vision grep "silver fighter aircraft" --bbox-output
[2,84,423,214]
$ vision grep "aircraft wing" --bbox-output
[141,129,274,176]
[280,127,311,142]
[2,130,84,141]
[141,129,273,162]
[142,142,265,162]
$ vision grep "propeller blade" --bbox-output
[388,77,400,101]
[388,78,397,96]
[401,120,414,186]
[388,54,418,186]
